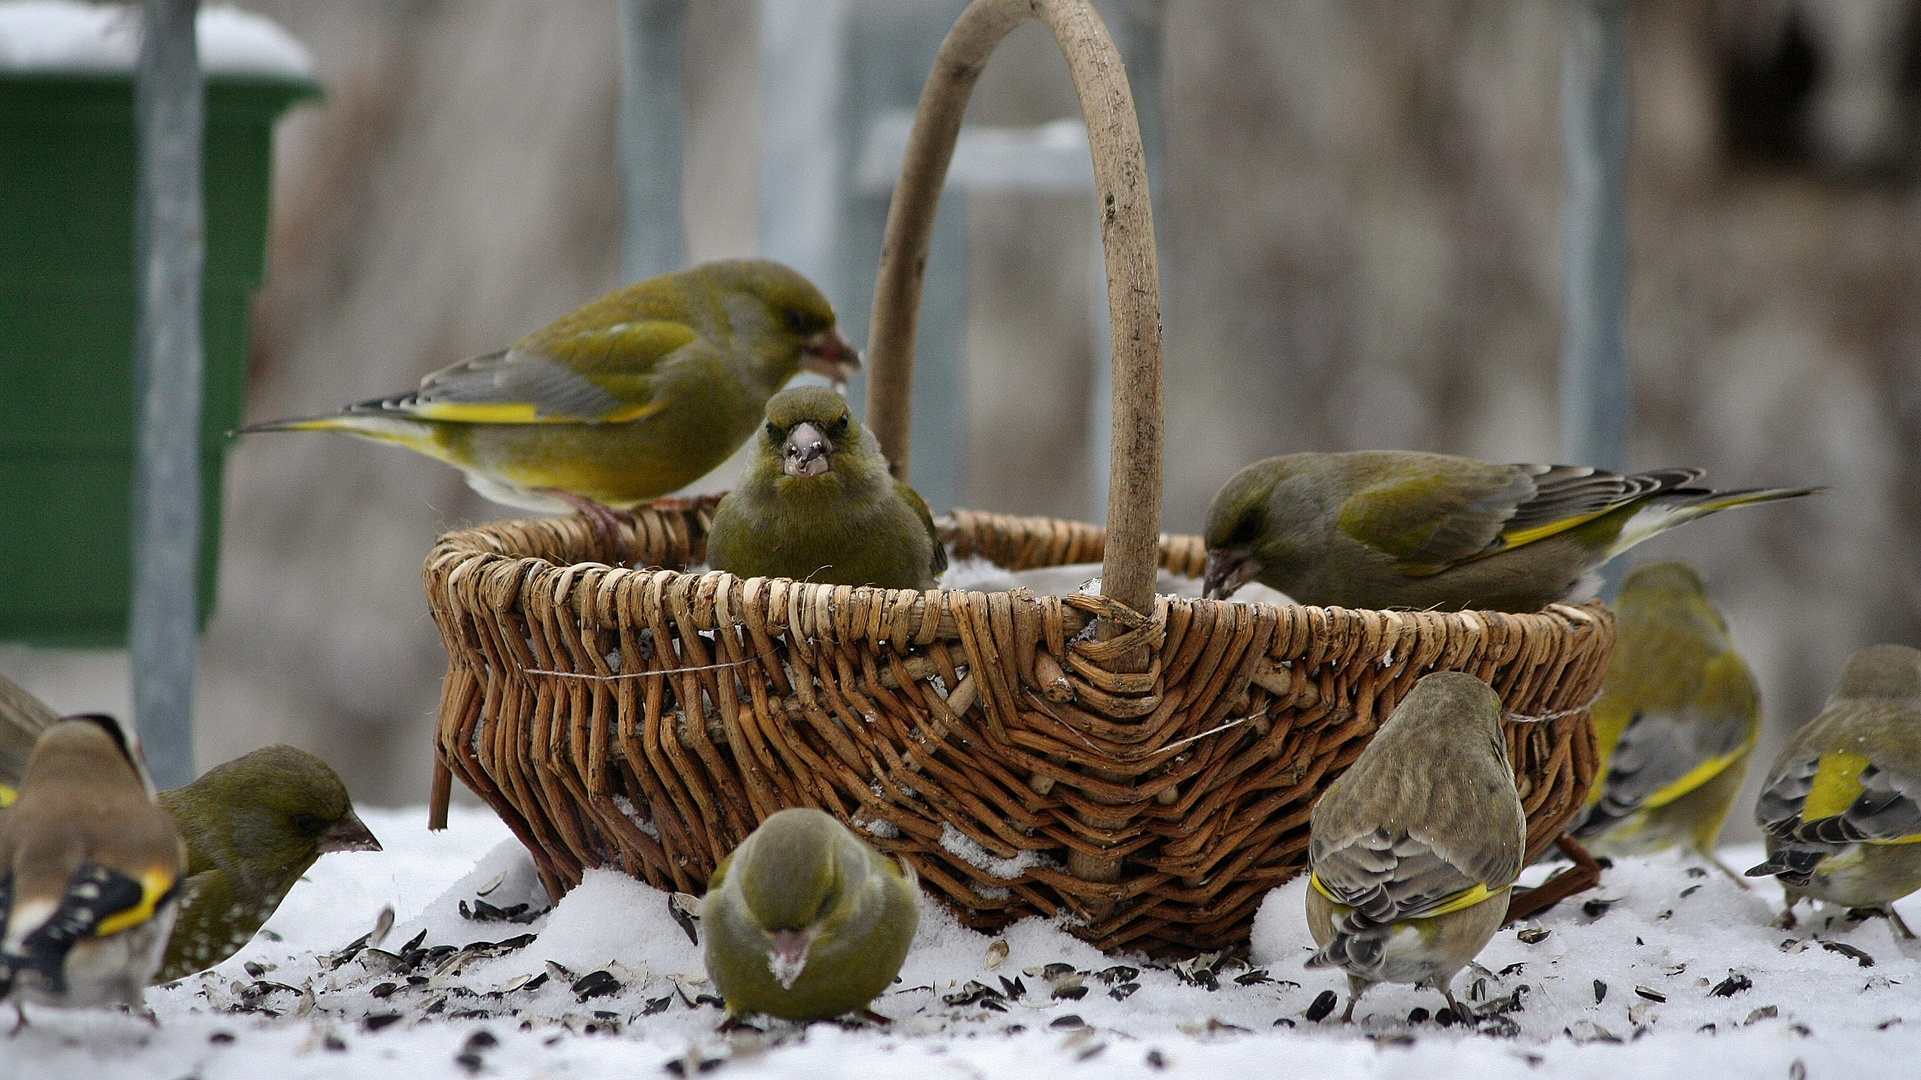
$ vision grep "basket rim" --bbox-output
[424,510,1614,653]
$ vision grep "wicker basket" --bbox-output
[422,0,1614,955]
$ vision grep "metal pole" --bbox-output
[130,0,204,790]
[759,0,848,302]
[1561,0,1631,474]
[621,0,688,281]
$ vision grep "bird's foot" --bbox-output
[537,489,630,562]
[1886,908,1917,940]
[9,1003,25,1036]
[1702,852,1752,890]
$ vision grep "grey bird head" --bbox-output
[1835,644,1921,702]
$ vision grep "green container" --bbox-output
[0,73,319,647]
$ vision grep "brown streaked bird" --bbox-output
[0,673,59,809]
[1305,672,1526,1023]
[0,714,185,1015]
[1203,451,1818,612]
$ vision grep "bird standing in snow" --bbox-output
[0,682,380,983]
[705,387,946,591]
[1305,672,1526,1022]
[1571,562,1759,883]
[701,808,919,1022]
[0,715,185,1015]
[239,259,860,536]
[154,746,381,982]
[1202,451,1817,612]
[1747,644,1921,936]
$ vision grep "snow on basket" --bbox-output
[419,0,1615,957]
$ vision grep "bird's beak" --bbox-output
[799,328,861,389]
[766,928,812,990]
[782,421,834,478]
[317,808,383,854]
[1202,549,1262,601]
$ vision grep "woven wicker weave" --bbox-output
[424,505,1610,954]
[421,0,1615,955]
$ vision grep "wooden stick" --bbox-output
[1503,833,1604,925]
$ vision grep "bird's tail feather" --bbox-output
[233,412,445,458]
[1605,486,1823,559]
[1744,844,1827,886]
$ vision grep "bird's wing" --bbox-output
[1757,712,1921,845]
[1338,464,1703,576]
[894,480,949,579]
[0,675,59,804]
[1583,653,1758,830]
[346,320,707,425]
[1311,824,1516,925]
[0,859,178,995]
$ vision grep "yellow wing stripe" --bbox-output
[407,402,562,424]
[0,783,14,808]
[94,868,179,938]
[1642,748,1748,812]
[1310,872,1502,920]
[1803,750,1871,820]
[1496,507,1615,552]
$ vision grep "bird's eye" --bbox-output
[829,413,850,436]
[291,813,324,836]
[766,422,780,441]
[784,309,808,332]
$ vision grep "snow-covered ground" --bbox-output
[6,806,1921,1079]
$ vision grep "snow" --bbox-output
[7,807,1921,1079]
[939,556,1296,606]
[0,2,313,78]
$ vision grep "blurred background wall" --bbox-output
[4,0,1919,843]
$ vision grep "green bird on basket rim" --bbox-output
[238,259,860,538]
[1203,450,1819,612]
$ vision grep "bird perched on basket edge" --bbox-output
[705,386,947,591]
[0,714,185,1016]
[237,259,861,535]
[154,745,381,982]
[1570,561,1760,884]
[1202,451,1819,612]
[1747,644,1921,936]
[700,807,920,1022]
[1305,671,1526,1023]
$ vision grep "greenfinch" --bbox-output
[240,259,860,529]
[1747,644,1921,937]
[154,745,381,982]
[1202,451,1817,612]
[1305,672,1525,1023]
[0,715,185,1013]
[1571,562,1759,883]
[706,387,946,590]
[700,807,920,1022]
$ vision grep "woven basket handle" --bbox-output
[865,0,1164,622]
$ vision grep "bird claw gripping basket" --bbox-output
[422,0,1613,956]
